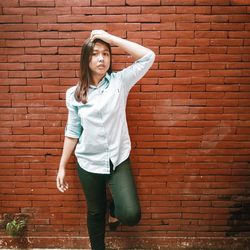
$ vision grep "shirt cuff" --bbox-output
[65,124,81,139]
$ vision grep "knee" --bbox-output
[119,207,141,226]
[88,208,106,220]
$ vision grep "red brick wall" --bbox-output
[0,0,250,249]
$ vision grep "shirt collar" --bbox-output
[89,73,110,89]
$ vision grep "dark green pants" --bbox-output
[77,158,141,250]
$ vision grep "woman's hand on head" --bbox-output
[90,30,113,44]
[56,167,69,193]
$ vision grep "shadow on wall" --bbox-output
[200,120,250,237]
[226,195,250,237]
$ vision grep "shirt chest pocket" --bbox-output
[103,86,123,114]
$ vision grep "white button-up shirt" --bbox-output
[65,51,155,174]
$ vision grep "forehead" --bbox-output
[93,42,109,51]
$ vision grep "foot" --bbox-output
[109,214,119,224]
[108,200,120,231]
[108,214,120,231]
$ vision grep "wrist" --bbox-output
[109,34,123,46]
[108,34,116,45]
[59,161,66,170]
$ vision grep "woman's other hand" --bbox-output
[56,167,69,193]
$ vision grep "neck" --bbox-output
[92,74,105,86]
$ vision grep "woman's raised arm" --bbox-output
[90,30,154,61]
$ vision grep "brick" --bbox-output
[229,31,250,38]
[41,39,74,46]
[0,71,8,77]
[177,70,209,77]
[176,23,210,31]
[23,15,57,23]
[209,54,241,62]
[196,31,227,38]
[195,47,227,54]
[161,0,194,5]
[0,63,24,70]
[0,32,24,39]
[72,6,106,15]
[37,7,71,15]
[0,0,19,6]
[196,0,230,4]
[111,24,140,33]
[128,31,160,39]
[160,47,193,54]
[8,55,41,62]
[0,78,26,85]
[20,0,55,6]
[57,14,126,23]
[0,55,8,62]
[192,62,225,70]
[231,0,250,4]
[55,0,90,6]
[212,6,247,14]
[1,24,37,31]
[11,127,43,135]
[229,14,250,22]
[92,0,125,5]
[42,70,75,78]
[0,40,6,47]
[10,86,42,93]
[25,47,58,54]
[6,39,40,47]
[161,31,194,39]
[3,7,37,14]
[176,54,209,61]
[211,23,244,31]
[127,14,160,23]
[0,15,22,23]
[196,14,228,22]
[210,69,242,77]
[38,23,72,31]
[126,0,160,4]
[71,23,106,32]
[176,6,211,14]
[25,63,57,70]
[142,23,175,31]
[25,31,59,39]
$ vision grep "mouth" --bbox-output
[98,64,105,68]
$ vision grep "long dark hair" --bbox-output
[75,38,112,104]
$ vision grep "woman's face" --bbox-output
[89,42,111,81]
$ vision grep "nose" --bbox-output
[98,54,104,62]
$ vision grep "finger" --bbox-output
[56,177,65,193]
[61,182,68,191]
[61,181,69,192]
[56,176,61,190]
[57,183,64,192]
[90,34,99,42]
[90,30,98,39]
[90,30,104,41]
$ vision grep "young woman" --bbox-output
[56,30,155,250]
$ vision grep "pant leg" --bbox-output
[77,164,107,250]
[108,158,141,226]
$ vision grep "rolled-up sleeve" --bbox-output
[118,51,155,94]
[65,88,82,139]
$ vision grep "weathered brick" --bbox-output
[1,0,250,249]
[20,0,55,7]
